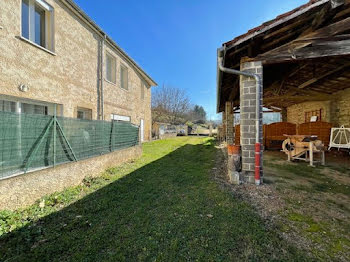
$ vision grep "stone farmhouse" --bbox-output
[0,0,157,210]
[0,0,157,142]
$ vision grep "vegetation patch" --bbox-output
[0,137,309,261]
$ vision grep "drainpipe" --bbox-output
[217,48,262,185]
[100,34,106,120]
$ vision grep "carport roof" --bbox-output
[217,0,350,112]
[224,0,329,48]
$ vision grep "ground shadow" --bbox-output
[0,140,309,261]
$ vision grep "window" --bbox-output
[22,103,48,115]
[0,100,16,112]
[141,80,145,100]
[120,64,128,90]
[106,53,116,83]
[77,107,92,120]
[21,0,54,50]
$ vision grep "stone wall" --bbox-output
[0,0,152,141]
[287,88,350,127]
[104,44,152,141]
[0,145,142,210]
[287,101,332,124]
[332,88,350,127]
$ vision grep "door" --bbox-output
[140,119,144,142]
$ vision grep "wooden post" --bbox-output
[309,142,314,167]
[321,150,326,166]
[287,138,292,162]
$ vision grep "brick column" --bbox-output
[239,61,263,183]
[225,101,234,144]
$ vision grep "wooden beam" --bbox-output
[299,62,350,88]
[306,2,332,35]
[264,95,312,102]
[228,78,240,101]
[264,83,332,99]
[252,17,350,63]
[286,86,332,98]
[302,0,344,36]
[303,16,350,39]
[331,0,345,8]
[226,0,330,49]
[257,39,350,64]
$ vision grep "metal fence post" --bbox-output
[56,120,78,161]
[53,104,57,167]
[24,118,55,173]
[111,120,115,152]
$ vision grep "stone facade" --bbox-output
[287,88,350,127]
[0,146,142,210]
[0,0,155,141]
[239,61,263,183]
[287,101,332,124]
[333,88,350,126]
[0,0,156,209]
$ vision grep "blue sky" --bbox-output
[74,0,308,120]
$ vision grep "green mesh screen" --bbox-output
[0,111,139,180]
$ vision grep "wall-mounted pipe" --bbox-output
[217,48,262,185]
[100,34,106,120]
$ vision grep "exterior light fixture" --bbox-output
[19,84,29,92]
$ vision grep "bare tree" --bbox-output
[152,85,190,124]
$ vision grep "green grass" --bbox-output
[0,137,309,261]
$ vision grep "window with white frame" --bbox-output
[21,0,54,50]
[106,53,116,83]
[120,64,128,90]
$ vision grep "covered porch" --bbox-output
[217,0,350,184]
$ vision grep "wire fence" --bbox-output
[0,111,139,180]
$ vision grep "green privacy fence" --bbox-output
[0,111,139,180]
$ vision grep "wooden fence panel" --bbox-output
[297,121,332,146]
[264,122,296,149]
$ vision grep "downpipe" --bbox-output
[217,49,262,185]
[100,34,107,120]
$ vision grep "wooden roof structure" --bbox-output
[217,0,350,112]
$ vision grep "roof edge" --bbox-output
[225,0,329,49]
[62,0,157,86]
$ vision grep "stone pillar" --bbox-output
[222,111,227,141]
[239,60,263,184]
[225,101,234,144]
[281,107,287,122]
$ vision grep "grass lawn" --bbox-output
[0,137,309,261]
